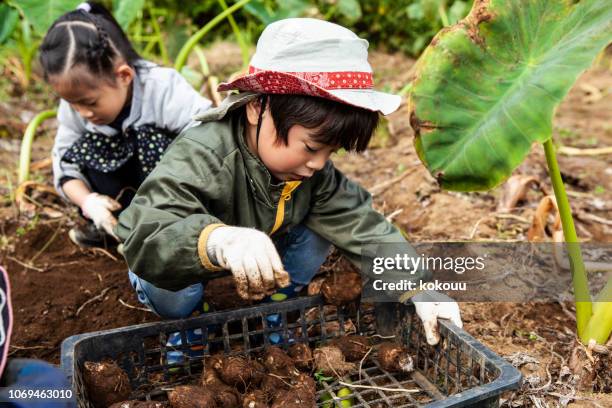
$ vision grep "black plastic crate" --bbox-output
[61,295,521,407]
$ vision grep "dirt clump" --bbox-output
[313,345,356,376]
[321,271,362,306]
[167,385,217,408]
[331,335,371,362]
[377,342,414,373]
[288,342,313,370]
[569,343,611,392]
[83,360,132,408]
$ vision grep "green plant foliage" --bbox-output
[409,0,612,191]
[113,0,146,30]
[11,0,81,36]
[0,4,19,44]
[337,0,362,22]
[244,0,311,25]
[325,0,471,56]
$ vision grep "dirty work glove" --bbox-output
[81,193,121,240]
[206,226,291,300]
[412,291,462,346]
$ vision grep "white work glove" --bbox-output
[81,193,121,239]
[206,226,291,300]
[412,291,462,346]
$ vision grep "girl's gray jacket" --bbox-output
[51,60,212,198]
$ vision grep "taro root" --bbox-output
[109,401,167,408]
[249,359,266,386]
[217,356,259,387]
[321,271,362,306]
[263,346,297,375]
[332,335,371,362]
[83,360,132,408]
[293,372,316,395]
[212,384,241,408]
[201,355,224,386]
[271,388,316,408]
[261,372,291,396]
[377,342,414,373]
[313,345,356,377]
[272,372,316,407]
[242,390,268,408]
[288,342,313,371]
[167,385,217,408]
[307,276,326,296]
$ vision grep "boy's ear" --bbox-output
[115,63,135,86]
[245,100,263,126]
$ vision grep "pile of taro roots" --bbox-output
[83,336,415,408]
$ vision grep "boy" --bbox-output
[116,18,461,346]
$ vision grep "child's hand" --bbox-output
[411,291,463,345]
[207,226,290,300]
[82,193,122,240]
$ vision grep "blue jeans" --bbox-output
[0,359,75,407]
[128,224,331,319]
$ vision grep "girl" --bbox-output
[39,2,211,248]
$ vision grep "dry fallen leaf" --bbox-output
[497,175,540,213]
[527,195,561,242]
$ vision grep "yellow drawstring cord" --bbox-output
[270,181,301,234]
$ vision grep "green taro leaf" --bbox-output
[245,0,310,25]
[113,0,145,31]
[0,4,19,44]
[409,0,612,191]
[12,0,81,36]
[337,0,362,22]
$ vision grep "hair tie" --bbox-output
[76,2,91,12]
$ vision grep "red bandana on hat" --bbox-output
[218,18,401,116]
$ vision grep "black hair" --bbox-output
[264,94,380,153]
[39,2,141,84]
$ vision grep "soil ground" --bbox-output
[0,43,610,406]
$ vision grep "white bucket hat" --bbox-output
[218,18,401,116]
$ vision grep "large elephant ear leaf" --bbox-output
[408,0,612,191]
[12,0,82,36]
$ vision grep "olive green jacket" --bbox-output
[116,93,427,294]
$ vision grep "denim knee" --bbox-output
[278,225,331,286]
[128,270,203,319]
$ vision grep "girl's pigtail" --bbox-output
[87,14,115,73]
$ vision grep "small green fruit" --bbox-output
[320,387,353,407]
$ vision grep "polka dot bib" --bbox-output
[62,124,174,175]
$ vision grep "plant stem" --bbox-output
[194,46,210,77]
[174,0,252,72]
[148,5,169,65]
[543,138,592,340]
[218,0,250,68]
[18,110,56,184]
[585,278,612,344]
[438,3,450,27]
